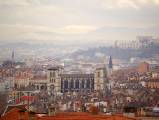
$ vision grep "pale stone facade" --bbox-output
[94,67,107,91]
[47,66,107,93]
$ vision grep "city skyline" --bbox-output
[1,1,159,119]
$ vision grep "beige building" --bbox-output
[94,67,107,91]
[145,78,159,89]
[13,66,108,94]
[47,66,108,93]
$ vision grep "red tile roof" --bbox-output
[1,110,139,120]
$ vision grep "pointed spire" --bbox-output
[108,56,113,69]
[12,50,14,61]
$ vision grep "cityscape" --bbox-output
[0,0,159,120]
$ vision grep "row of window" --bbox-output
[50,72,56,77]
[50,78,55,83]
[61,89,93,93]
[61,79,94,89]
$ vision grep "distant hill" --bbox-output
[0,41,159,61]
[70,43,159,60]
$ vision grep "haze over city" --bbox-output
[1,1,159,120]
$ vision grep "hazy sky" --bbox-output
[0,0,159,45]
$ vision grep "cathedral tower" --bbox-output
[47,66,63,94]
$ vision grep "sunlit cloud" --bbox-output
[0,0,159,44]
[0,24,98,35]
[56,25,98,34]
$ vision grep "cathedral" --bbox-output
[47,57,113,94]
[27,57,112,94]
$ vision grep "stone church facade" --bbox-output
[47,66,107,93]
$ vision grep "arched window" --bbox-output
[97,72,100,77]
[37,85,39,90]
[61,80,64,89]
[91,79,94,89]
[64,80,68,89]
[50,71,56,77]
[86,79,90,88]
[70,79,74,89]
[41,85,44,90]
[50,72,52,77]
[81,80,85,88]
[75,79,79,89]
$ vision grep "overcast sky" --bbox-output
[0,0,159,45]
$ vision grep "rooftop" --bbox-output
[1,110,139,120]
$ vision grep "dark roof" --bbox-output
[48,67,59,71]
[60,74,94,78]
[48,66,63,71]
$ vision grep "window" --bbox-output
[70,79,74,89]
[97,72,100,77]
[81,80,85,88]
[91,79,94,89]
[50,71,56,77]
[86,79,90,88]
[53,72,56,77]
[61,80,64,89]
[64,80,68,89]
[75,79,79,89]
